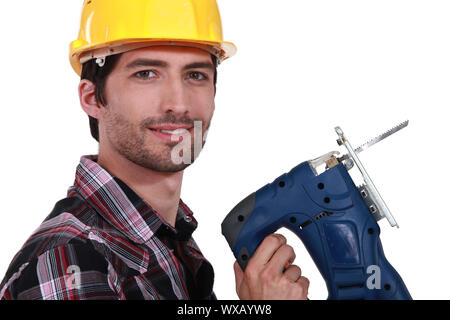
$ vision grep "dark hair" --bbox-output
[80,53,218,142]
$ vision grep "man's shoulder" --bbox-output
[0,196,103,291]
[32,195,96,249]
[46,195,87,220]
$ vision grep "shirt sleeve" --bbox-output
[1,243,119,300]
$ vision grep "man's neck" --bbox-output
[97,148,183,228]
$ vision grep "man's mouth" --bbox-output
[154,128,188,135]
[148,125,194,142]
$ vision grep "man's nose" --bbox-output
[160,78,191,114]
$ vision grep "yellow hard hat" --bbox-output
[69,0,237,76]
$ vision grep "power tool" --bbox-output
[221,121,412,300]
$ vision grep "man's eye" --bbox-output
[187,72,207,81]
[135,70,157,80]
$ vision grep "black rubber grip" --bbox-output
[221,193,255,269]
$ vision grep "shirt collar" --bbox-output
[72,154,198,244]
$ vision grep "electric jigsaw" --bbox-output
[222,121,412,300]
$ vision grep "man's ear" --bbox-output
[78,79,103,120]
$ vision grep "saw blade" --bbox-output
[354,120,409,154]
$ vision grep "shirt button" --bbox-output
[184,216,192,223]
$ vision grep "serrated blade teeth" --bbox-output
[354,120,409,154]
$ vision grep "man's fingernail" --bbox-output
[274,234,286,241]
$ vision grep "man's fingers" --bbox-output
[296,276,310,296]
[248,234,286,269]
[267,243,296,274]
[283,264,302,282]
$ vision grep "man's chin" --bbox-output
[152,162,192,173]
[139,155,196,173]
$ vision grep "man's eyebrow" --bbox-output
[182,62,216,72]
[125,59,215,72]
[125,59,168,69]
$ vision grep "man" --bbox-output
[0,0,309,300]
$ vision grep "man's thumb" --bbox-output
[233,261,244,290]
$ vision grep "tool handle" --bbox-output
[222,192,261,270]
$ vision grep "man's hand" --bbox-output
[234,233,309,300]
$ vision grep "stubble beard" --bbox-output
[104,111,209,173]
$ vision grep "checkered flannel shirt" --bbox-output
[0,155,215,300]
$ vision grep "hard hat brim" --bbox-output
[70,38,237,77]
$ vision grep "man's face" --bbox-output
[99,46,216,172]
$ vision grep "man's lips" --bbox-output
[148,124,194,142]
[149,124,193,131]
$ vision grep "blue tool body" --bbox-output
[221,161,412,300]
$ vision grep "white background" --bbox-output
[0,0,449,300]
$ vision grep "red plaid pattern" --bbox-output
[0,155,215,300]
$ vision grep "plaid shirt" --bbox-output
[0,155,216,300]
